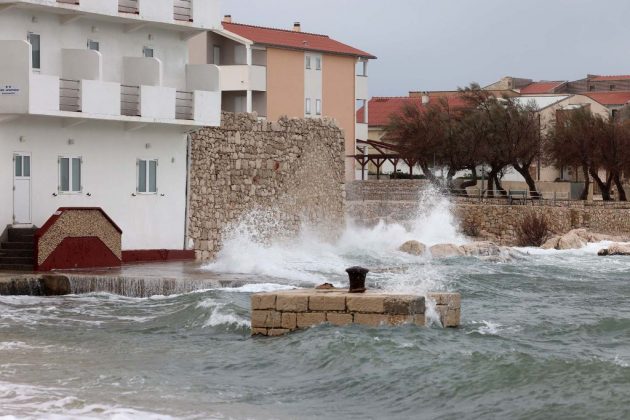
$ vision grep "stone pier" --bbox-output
[251,289,461,336]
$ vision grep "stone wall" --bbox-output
[189,113,345,259]
[346,180,630,245]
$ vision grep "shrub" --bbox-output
[516,212,550,247]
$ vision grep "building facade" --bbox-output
[0,0,222,253]
[188,17,376,181]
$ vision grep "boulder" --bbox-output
[557,231,587,250]
[598,243,630,256]
[429,244,464,258]
[398,240,427,256]
[541,236,561,250]
[460,241,502,257]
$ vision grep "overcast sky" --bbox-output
[222,0,630,97]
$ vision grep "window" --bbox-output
[305,55,311,70]
[610,84,616,91]
[137,159,158,193]
[27,32,40,70]
[143,46,154,58]
[305,98,311,115]
[316,99,321,115]
[315,57,321,71]
[59,156,82,193]
[14,155,30,177]
[87,40,100,51]
[213,46,221,65]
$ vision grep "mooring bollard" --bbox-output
[345,266,369,293]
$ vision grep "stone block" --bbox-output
[309,294,346,311]
[276,294,309,312]
[268,328,291,337]
[251,328,268,336]
[384,296,425,315]
[296,312,326,328]
[326,313,353,326]
[354,313,389,327]
[251,310,282,328]
[282,312,297,330]
[346,295,386,313]
[388,315,413,326]
[426,292,461,309]
[251,293,276,310]
[414,315,426,326]
[443,308,461,328]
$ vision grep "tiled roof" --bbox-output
[222,22,376,59]
[363,95,468,127]
[590,75,630,81]
[585,91,630,106]
[519,81,566,94]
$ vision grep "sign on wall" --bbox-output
[0,85,20,95]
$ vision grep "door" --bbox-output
[13,152,31,225]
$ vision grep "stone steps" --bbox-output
[0,227,37,271]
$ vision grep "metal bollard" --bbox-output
[345,266,369,293]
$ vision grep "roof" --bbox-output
[512,95,570,110]
[363,94,468,127]
[590,75,630,81]
[519,81,566,94]
[585,91,630,106]
[222,22,376,59]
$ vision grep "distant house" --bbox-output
[188,17,376,181]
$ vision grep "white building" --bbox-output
[0,0,222,253]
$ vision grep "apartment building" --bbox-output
[0,0,222,255]
[189,17,376,180]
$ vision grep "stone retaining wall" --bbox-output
[189,113,345,260]
[251,289,461,336]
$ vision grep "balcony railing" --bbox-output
[121,85,140,116]
[175,91,193,120]
[173,0,192,21]
[60,79,80,112]
[118,0,139,14]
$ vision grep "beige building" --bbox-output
[189,17,376,180]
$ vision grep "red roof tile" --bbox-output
[222,22,376,59]
[363,95,468,127]
[519,81,565,94]
[584,91,630,106]
[590,75,630,81]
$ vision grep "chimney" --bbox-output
[421,92,430,105]
[223,15,232,23]
[293,22,301,32]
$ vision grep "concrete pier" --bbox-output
[251,288,461,336]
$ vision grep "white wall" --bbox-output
[304,52,323,117]
[0,117,188,250]
[0,40,30,114]
[123,57,162,86]
[0,9,189,91]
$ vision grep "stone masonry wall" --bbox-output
[346,180,630,245]
[189,113,345,259]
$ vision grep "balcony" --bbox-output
[355,75,368,100]
[219,65,266,92]
[356,123,368,141]
[118,0,138,14]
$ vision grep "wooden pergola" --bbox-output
[351,139,418,180]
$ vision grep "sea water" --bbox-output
[2,195,630,419]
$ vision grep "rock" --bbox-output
[541,236,561,250]
[429,244,464,258]
[557,231,587,250]
[399,240,427,256]
[598,243,630,256]
[460,241,502,257]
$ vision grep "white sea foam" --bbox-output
[221,283,298,293]
[469,320,503,335]
[197,298,250,329]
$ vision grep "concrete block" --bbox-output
[309,295,346,311]
[251,293,276,310]
[414,315,426,326]
[346,295,386,313]
[251,328,268,336]
[427,292,461,309]
[384,296,425,315]
[276,294,309,312]
[354,313,389,327]
[251,310,282,328]
[296,312,326,328]
[282,312,297,330]
[326,312,353,326]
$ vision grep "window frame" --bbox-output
[136,158,158,194]
[213,45,221,65]
[305,55,311,70]
[305,98,312,115]
[315,57,321,71]
[58,155,83,194]
[143,46,154,58]
[316,99,322,116]
[27,32,41,70]
[87,39,100,51]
